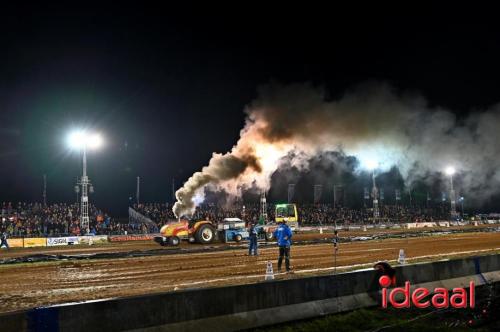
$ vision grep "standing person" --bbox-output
[248,222,258,256]
[333,230,339,275]
[273,220,293,273]
[0,232,9,250]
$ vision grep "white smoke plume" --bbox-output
[173,82,500,217]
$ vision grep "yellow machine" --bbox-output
[275,203,299,229]
[261,203,299,241]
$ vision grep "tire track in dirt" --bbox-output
[0,231,499,313]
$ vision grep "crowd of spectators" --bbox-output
[0,202,120,237]
[0,200,451,238]
[132,202,450,229]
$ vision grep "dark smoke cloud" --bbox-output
[174,82,500,217]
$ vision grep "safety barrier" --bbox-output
[0,253,498,332]
[5,235,110,248]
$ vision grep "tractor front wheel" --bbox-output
[234,234,243,242]
[196,224,215,244]
[265,232,274,241]
[169,236,180,246]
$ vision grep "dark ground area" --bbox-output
[253,283,500,332]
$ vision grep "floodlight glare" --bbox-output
[445,166,456,176]
[88,134,103,149]
[365,159,378,170]
[68,131,86,149]
[67,130,103,150]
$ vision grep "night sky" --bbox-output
[1,7,499,215]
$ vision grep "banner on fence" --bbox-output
[23,237,46,248]
[6,238,23,248]
[66,236,79,245]
[109,234,157,242]
[78,235,108,244]
[47,237,68,246]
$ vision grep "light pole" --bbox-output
[68,131,103,234]
[459,196,464,218]
[136,176,140,205]
[445,166,457,220]
[43,174,47,206]
[259,191,267,224]
[366,160,379,223]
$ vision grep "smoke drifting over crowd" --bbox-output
[173,82,500,217]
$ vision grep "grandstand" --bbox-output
[131,202,452,228]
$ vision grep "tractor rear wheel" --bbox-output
[195,224,215,244]
[169,236,180,246]
[265,232,274,241]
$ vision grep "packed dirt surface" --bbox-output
[0,230,499,313]
[0,224,493,260]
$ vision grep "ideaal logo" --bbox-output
[379,275,475,309]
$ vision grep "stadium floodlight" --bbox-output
[365,159,378,170]
[444,166,457,219]
[445,166,456,176]
[68,130,103,150]
[359,157,380,222]
[88,133,103,149]
[67,129,104,235]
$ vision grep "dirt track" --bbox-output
[0,224,492,260]
[0,230,499,313]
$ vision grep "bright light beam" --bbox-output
[88,134,103,149]
[364,159,379,170]
[67,130,104,150]
[445,166,456,176]
[68,131,86,149]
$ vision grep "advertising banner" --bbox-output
[92,235,108,243]
[23,237,47,248]
[78,235,108,244]
[47,237,68,246]
[6,238,23,248]
[66,236,79,245]
[109,234,158,242]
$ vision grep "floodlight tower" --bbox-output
[366,160,380,223]
[260,191,267,223]
[68,131,103,234]
[445,166,457,219]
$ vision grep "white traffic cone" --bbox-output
[363,225,367,232]
[319,227,323,234]
[265,261,275,280]
[398,249,406,265]
[474,220,478,227]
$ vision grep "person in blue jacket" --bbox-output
[273,220,293,272]
[248,222,258,256]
